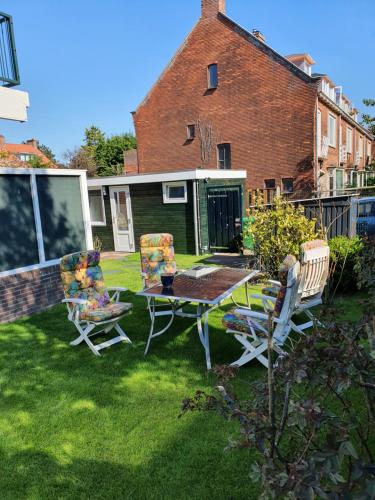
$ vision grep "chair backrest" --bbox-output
[273,255,301,341]
[140,233,177,288]
[299,240,330,300]
[60,251,110,312]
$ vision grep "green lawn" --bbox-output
[0,254,363,499]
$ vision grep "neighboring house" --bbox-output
[0,135,55,167]
[133,0,373,201]
[0,12,29,121]
[123,148,138,175]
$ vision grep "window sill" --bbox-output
[91,222,106,227]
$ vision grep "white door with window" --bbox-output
[109,186,135,252]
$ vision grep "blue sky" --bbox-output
[1,0,374,160]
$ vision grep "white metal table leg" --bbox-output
[144,297,176,355]
[197,304,212,370]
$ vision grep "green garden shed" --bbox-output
[87,169,247,254]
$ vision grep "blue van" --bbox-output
[357,197,375,237]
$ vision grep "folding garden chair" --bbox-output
[222,255,301,368]
[139,233,178,354]
[262,239,330,332]
[60,250,132,356]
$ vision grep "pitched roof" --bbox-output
[0,139,56,168]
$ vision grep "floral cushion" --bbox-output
[80,302,133,322]
[273,255,297,318]
[60,250,110,314]
[222,310,268,338]
[140,233,177,287]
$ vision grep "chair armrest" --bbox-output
[251,294,277,303]
[62,298,88,306]
[268,280,281,286]
[234,309,269,321]
[107,287,128,292]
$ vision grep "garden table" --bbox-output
[137,267,260,369]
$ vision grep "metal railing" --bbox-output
[0,12,20,87]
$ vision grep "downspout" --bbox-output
[193,180,200,255]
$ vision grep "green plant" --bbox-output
[328,236,364,293]
[93,235,103,252]
[246,196,319,276]
[27,155,52,169]
[181,318,375,499]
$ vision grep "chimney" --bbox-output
[26,138,39,149]
[0,135,5,146]
[252,29,266,43]
[201,0,226,18]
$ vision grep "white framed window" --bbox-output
[346,127,352,153]
[316,109,321,157]
[18,153,33,162]
[162,181,187,204]
[88,188,106,226]
[328,114,336,147]
[359,136,363,158]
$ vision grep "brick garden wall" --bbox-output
[0,264,63,324]
[133,9,319,198]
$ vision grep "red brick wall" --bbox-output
[134,13,318,198]
[0,265,63,323]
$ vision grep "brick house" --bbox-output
[0,135,55,167]
[133,0,373,201]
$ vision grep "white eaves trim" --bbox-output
[87,169,247,187]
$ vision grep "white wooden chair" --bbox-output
[262,239,330,332]
[222,255,301,368]
[61,251,132,356]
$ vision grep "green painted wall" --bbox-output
[198,178,245,252]
[131,182,195,254]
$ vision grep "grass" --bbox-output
[0,253,364,499]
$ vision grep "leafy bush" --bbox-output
[181,319,375,498]
[328,236,364,293]
[245,196,319,276]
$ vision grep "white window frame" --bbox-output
[88,187,106,226]
[346,127,352,153]
[328,114,336,148]
[162,181,187,204]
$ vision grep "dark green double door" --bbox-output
[207,186,242,251]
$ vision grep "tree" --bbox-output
[62,147,97,177]
[38,144,56,163]
[27,155,52,168]
[95,133,137,176]
[84,125,105,149]
[361,98,375,135]
[196,117,219,167]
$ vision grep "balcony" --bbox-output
[318,136,329,159]
[339,144,347,164]
[0,12,20,87]
[0,12,29,121]
[355,151,361,166]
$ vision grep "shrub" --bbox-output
[181,319,375,498]
[328,236,364,293]
[245,196,319,276]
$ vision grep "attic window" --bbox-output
[187,124,195,140]
[207,64,218,89]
